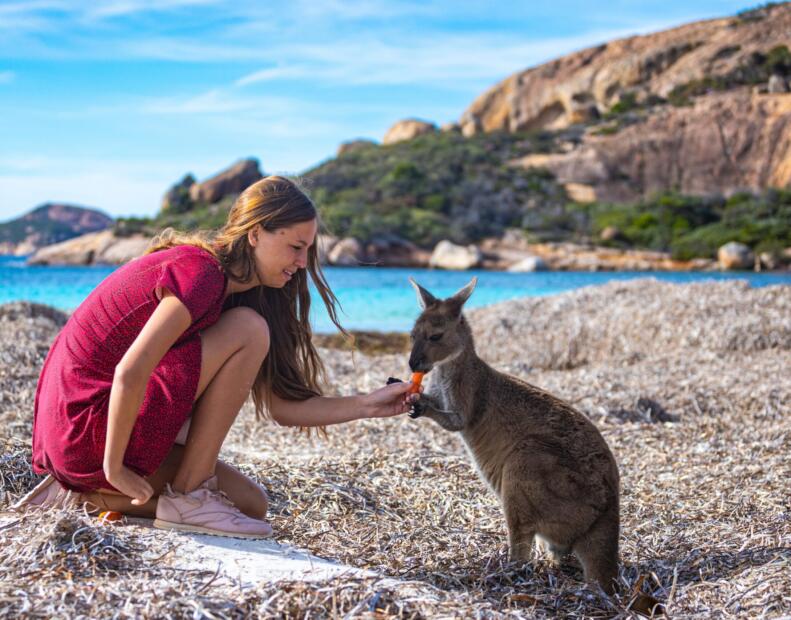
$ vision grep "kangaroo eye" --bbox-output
[428,333,443,342]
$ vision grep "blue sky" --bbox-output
[0,0,753,221]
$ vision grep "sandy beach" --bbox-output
[1,279,789,618]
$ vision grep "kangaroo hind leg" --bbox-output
[502,491,538,564]
[572,511,619,594]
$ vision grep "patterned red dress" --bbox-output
[31,245,227,492]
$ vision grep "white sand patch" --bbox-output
[126,518,374,586]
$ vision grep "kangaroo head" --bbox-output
[408,277,477,372]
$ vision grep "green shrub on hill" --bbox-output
[579,189,791,259]
[303,130,566,246]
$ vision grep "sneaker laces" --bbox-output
[212,488,244,514]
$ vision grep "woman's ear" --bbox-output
[247,225,259,247]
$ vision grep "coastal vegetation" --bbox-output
[572,189,791,261]
[111,130,791,264]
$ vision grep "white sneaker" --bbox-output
[10,475,78,512]
[154,476,273,539]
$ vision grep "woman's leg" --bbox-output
[173,306,270,492]
[82,306,270,517]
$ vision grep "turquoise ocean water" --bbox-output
[1,255,790,332]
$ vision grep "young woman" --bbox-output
[15,176,417,538]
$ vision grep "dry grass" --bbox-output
[1,279,789,618]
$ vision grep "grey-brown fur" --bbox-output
[407,277,620,593]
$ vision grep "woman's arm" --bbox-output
[104,290,191,503]
[269,381,417,427]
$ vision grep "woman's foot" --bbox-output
[10,474,78,512]
[153,476,273,539]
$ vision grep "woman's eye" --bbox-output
[292,246,301,251]
[429,333,443,342]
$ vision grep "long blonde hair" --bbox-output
[146,175,347,420]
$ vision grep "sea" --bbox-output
[2,255,790,333]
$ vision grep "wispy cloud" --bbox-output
[233,25,663,89]
[0,71,15,84]
[235,66,302,86]
[0,0,713,73]
[140,89,264,114]
[139,89,358,138]
[85,0,223,20]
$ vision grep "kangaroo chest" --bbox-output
[461,434,509,497]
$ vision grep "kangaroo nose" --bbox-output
[408,354,425,372]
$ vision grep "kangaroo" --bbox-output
[407,277,620,593]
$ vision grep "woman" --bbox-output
[15,176,417,539]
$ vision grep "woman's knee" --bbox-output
[223,307,270,357]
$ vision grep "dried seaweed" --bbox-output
[1,280,789,618]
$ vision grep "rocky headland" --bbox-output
[461,3,791,202]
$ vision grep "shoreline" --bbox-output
[5,233,790,273]
[4,252,791,273]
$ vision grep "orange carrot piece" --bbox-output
[98,510,123,522]
[408,372,425,394]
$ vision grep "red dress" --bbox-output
[31,245,227,492]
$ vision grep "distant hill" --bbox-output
[0,204,113,255]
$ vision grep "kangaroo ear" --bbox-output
[409,277,438,309]
[449,277,477,308]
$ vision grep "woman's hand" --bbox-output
[361,380,421,419]
[103,464,154,505]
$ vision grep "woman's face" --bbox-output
[248,218,318,288]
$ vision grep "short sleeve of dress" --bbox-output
[153,248,226,324]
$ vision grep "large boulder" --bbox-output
[27,230,117,265]
[189,159,263,205]
[382,119,437,145]
[316,234,339,264]
[161,174,196,212]
[364,235,430,267]
[27,230,149,265]
[429,240,482,270]
[460,4,791,135]
[99,236,152,264]
[768,74,789,94]
[327,237,363,266]
[718,242,755,270]
[508,256,548,272]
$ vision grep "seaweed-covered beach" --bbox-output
[1,279,789,618]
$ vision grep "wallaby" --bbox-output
[407,277,620,593]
